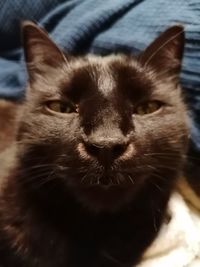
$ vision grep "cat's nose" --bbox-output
[83,138,129,163]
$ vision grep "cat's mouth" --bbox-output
[59,155,147,211]
[77,168,145,189]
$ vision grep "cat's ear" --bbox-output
[22,21,67,79]
[139,25,184,78]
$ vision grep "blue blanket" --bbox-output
[0,0,199,170]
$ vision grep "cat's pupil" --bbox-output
[60,103,69,113]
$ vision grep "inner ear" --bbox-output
[138,25,185,77]
[22,21,67,79]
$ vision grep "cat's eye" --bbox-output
[134,101,162,115]
[46,101,77,114]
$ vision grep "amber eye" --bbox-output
[46,101,77,114]
[134,101,162,115]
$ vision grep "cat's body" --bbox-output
[0,22,188,267]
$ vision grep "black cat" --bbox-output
[0,21,188,267]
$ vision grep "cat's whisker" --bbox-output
[19,163,59,173]
[89,176,94,186]
[35,171,57,188]
[116,175,120,185]
[95,176,100,185]
[153,164,182,171]
[101,250,126,266]
[144,152,200,161]
[149,179,165,192]
[20,169,51,179]
[144,152,184,157]
[80,169,93,184]
[127,174,135,185]
[27,167,60,188]
[109,176,114,185]
[143,28,184,68]
[151,172,167,182]
[18,171,53,186]
[80,175,87,184]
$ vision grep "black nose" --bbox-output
[83,139,128,162]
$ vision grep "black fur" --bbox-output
[0,22,188,267]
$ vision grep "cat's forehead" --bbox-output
[65,54,150,99]
[71,54,142,73]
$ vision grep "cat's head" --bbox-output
[16,21,188,212]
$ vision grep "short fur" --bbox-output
[0,22,188,267]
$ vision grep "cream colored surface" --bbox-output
[137,192,200,267]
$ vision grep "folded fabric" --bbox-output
[0,0,199,170]
[137,191,200,267]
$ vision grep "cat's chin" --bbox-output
[63,166,147,212]
[71,184,139,213]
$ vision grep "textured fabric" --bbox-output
[0,0,199,166]
[137,192,200,267]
